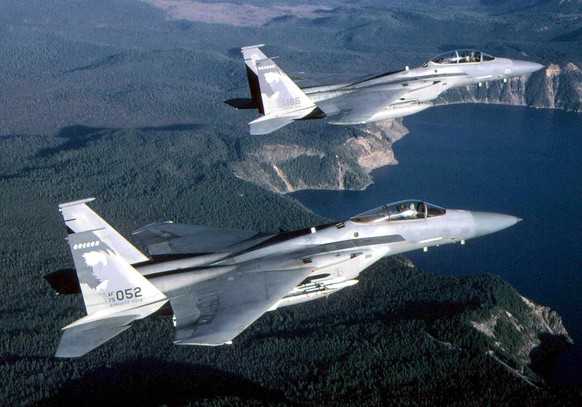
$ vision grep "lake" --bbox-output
[291,104,582,380]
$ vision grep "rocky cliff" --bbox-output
[231,119,408,193]
[470,295,572,370]
[438,63,582,112]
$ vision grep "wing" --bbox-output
[291,72,378,88]
[249,115,303,135]
[320,87,409,124]
[132,222,272,256]
[170,266,313,345]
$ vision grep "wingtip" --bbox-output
[58,197,96,209]
[241,44,265,51]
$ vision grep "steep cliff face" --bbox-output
[470,295,572,370]
[438,63,582,112]
[231,120,408,193]
[530,63,582,111]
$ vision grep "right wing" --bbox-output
[170,266,314,345]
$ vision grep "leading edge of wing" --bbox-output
[132,222,271,256]
[171,266,314,346]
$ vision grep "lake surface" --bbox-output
[291,104,582,373]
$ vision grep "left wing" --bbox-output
[170,266,313,345]
[320,87,408,124]
[132,222,272,257]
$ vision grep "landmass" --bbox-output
[232,119,407,193]
[1,0,581,404]
[1,120,580,406]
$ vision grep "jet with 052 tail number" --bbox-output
[48,198,521,357]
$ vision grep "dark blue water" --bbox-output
[292,104,582,363]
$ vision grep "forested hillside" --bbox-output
[1,1,581,405]
[1,125,579,406]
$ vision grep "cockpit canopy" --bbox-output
[350,200,446,223]
[430,49,494,64]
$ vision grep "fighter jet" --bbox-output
[50,198,520,357]
[225,45,543,134]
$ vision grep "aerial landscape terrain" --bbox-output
[0,0,581,405]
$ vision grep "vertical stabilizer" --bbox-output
[242,44,267,114]
[254,57,316,116]
[239,45,321,134]
[55,200,167,358]
[59,198,149,265]
[66,230,166,315]
[241,44,267,76]
[246,56,318,135]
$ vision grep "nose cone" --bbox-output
[472,211,522,238]
[512,60,544,76]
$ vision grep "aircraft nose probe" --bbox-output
[471,211,522,238]
[512,60,544,76]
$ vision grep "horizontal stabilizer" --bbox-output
[249,115,299,135]
[55,298,167,358]
[223,98,259,110]
[55,315,135,358]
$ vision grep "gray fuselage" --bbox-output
[139,202,520,308]
[303,55,542,123]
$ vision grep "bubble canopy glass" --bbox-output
[350,200,446,223]
[430,49,495,64]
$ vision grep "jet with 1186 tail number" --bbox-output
[48,198,521,357]
[225,45,543,134]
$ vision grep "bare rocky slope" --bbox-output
[470,295,572,369]
[232,119,409,193]
[439,63,582,111]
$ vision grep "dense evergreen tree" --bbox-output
[1,127,580,405]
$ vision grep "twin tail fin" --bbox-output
[55,199,167,358]
[239,45,322,135]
